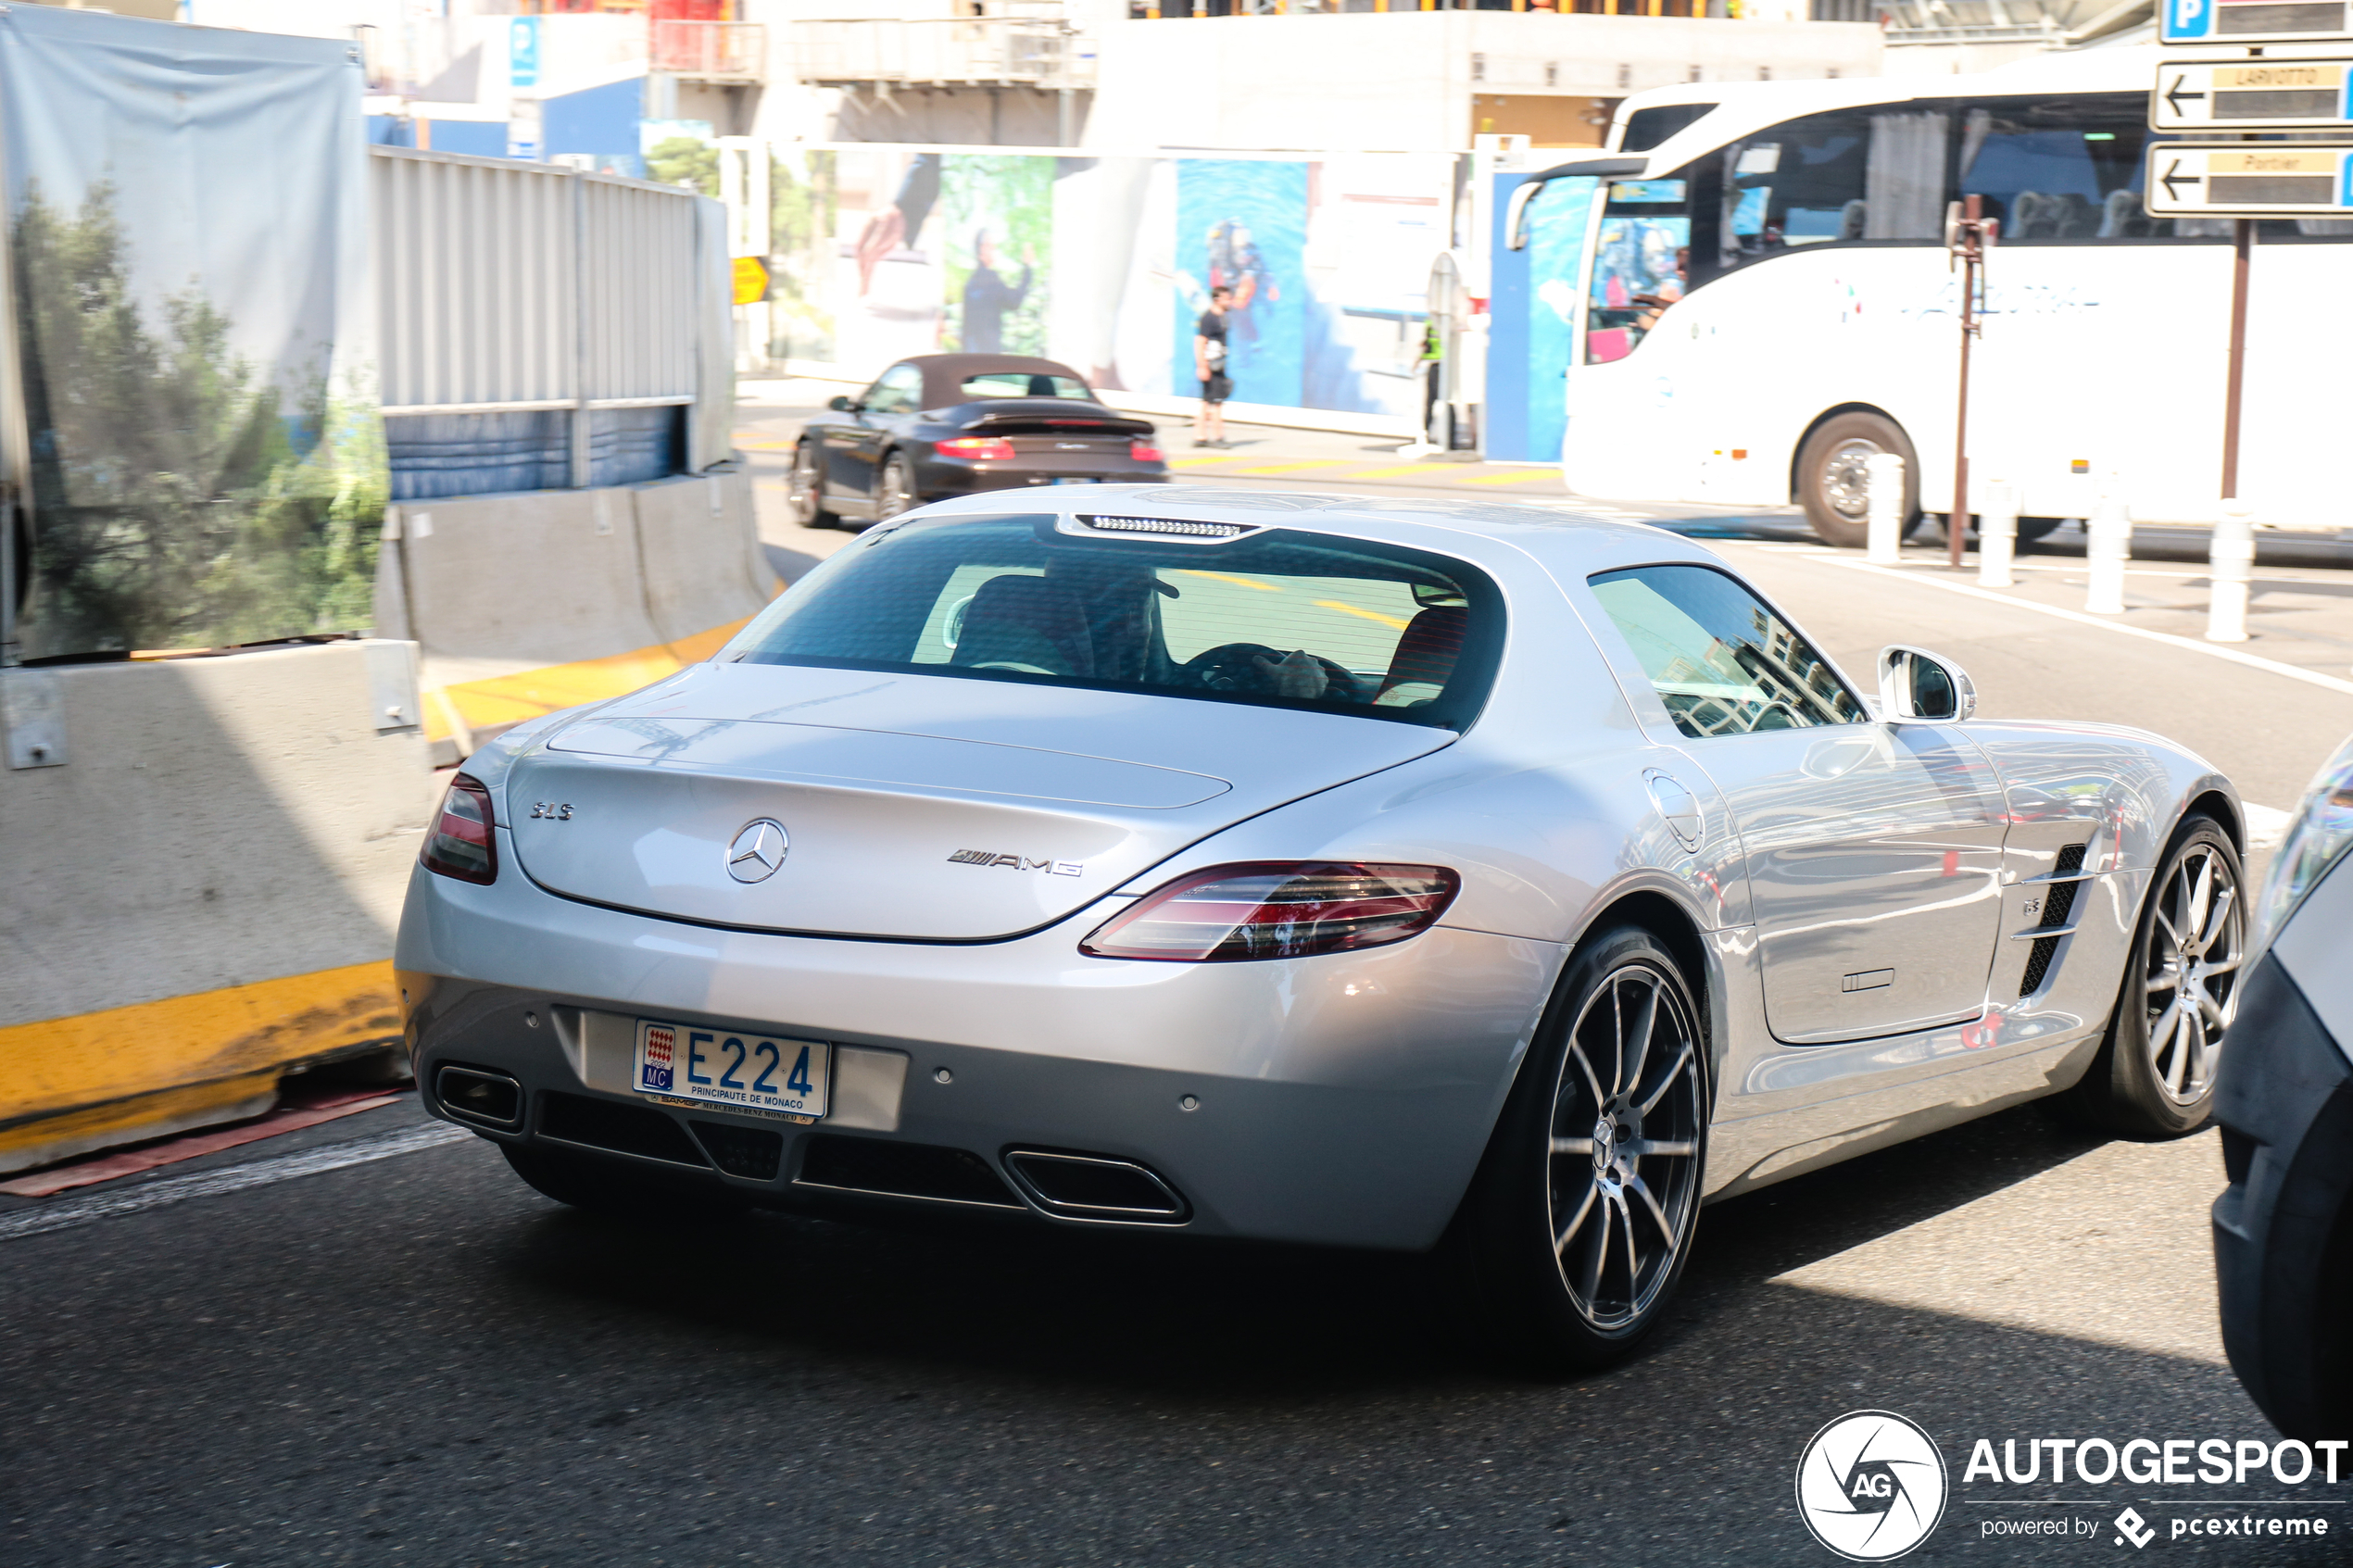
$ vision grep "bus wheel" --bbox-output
[1796,412,1918,549]
[2019,517,2066,544]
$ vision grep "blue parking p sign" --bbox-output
[2164,0,2214,39]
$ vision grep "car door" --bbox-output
[829,362,923,502]
[1585,563,2008,1044]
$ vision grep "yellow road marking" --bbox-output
[1223,460,1353,476]
[1459,470,1563,486]
[1314,599,1411,631]
[0,960,400,1166]
[1340,463,1468,480]
[1166,455,1247,468]
[1175,569,1285,592]
[425,615,765,742]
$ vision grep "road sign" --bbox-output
[2144,142,2353,214]
[2152,56,2353,128]
[730,255,770,306]
[2162,0,2353,44]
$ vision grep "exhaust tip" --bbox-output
[435,1064,522,1130]
[1003,1149,1189,1223]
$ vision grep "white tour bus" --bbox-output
[1506,46,2350,546]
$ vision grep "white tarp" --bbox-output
[0,5,381,659]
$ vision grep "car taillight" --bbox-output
[937,435,1015,460]
[422,772,497,884]
[1080,861,1458,962]
[1130,442,1164,462]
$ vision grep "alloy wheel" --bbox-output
[2143,841,2244,1105]
[877,457,916,520]
[1820,438,1881,522]
[1545,961,1705,1331]
[787,443,823,523]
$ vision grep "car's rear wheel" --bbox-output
[501,1142,749,1220]
[2069,813,2245,1136]
[787,440,837,528]
[875,453,919,521]
[1451,925,1708,1374]
[1796,411,1918,549]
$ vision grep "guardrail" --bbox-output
[785,17,1094,90]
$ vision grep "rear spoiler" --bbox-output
[967,409,1155,437]
[1504,155,1648,251]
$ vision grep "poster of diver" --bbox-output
[938,154,1052,357]
[1173,159,1305,408]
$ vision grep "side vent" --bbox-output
[2020,844,2089,997]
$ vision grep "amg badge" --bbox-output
[948,848,1083,876]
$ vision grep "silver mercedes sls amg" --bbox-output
[399,487,2244,1369]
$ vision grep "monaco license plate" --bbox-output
[635,1019,829,1121]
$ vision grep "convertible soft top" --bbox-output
[900,353,1097,409]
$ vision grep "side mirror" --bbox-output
[1877,646,1976,723]
[827,395,856,413]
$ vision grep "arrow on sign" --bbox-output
[2164,74,2208,116]
[2159,157,2200,200]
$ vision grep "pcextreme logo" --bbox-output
[1795,1410,1950,1562]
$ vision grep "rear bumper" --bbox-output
[396,859,1560,1250]
[2211,952,2353,1438]
[917,457,1168,498]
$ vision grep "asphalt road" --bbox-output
[9,401,2353,1566]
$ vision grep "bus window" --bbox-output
[1587,180,1689,364]
[1714,107,1948,278]
[1959,93,2230,242]
[1618,102,1717,153]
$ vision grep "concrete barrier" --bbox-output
[373,463,775,758]
[0,641,436,1173]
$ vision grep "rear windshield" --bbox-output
[724,516,1503,729]
[963,371,1093,400]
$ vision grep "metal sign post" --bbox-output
[2150,12,2353,527]
[1943,195,1997,571]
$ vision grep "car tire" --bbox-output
[501,1142,749,1220]
[1448,924,1709,1375]
[2018,517,2066,544]
[875,453,919,521]
[1795,411,1919,550]
[2067,813,2246,1137]
[787,440,837,529]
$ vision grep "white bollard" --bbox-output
[2084,488,2131,615]
[1977,480,2019,589]
[1865,452,1905,564]
[2208,503,2255,643]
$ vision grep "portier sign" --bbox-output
[2144,144,2353,214]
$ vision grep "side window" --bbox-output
[1960,93,2230,242]
[862,363,924,414]
[1588,564,1866,738]
[1715,106,1950,278]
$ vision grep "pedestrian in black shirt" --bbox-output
[1194,285,1232,448]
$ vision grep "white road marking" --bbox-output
[1818,557,2353,699]
[2246,802,2295,851]
[0,1122,472,1245]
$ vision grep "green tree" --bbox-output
[646,135,719,197]
[12,182,386,658]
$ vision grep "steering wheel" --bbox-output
[1182,642,1364,703]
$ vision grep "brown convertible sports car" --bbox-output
[786,354,1170,529]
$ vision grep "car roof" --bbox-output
[912,483,1728,582]
[888,354,1095,410]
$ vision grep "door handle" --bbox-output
[1645,771,1704,850]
